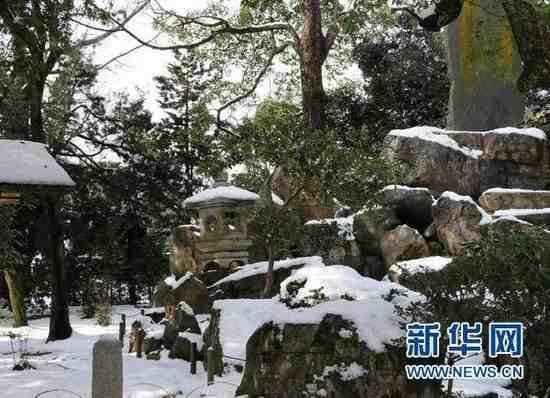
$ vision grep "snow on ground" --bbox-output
[0,140,75,187]
[211,256,325,286]
[0,306,240,398]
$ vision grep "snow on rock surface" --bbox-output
[494,208,550,217]
[0,140,75,187]
[389,256,453,281]
[280,265,387,304]
[211,256,324,286]
[183,185,259,207]
[217,265,423,355]
[388,126,483,158]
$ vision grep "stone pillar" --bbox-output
[446,0,524,131]
[92,337,123,398]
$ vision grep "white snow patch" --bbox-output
[436,191,493,225]
[388,126,483,158]
[271,191,284,206]
[494,208,550,217]
[178,331,204,351]
[305,216,355,241]
[322,362,368,381]
[164,272,193,290]
[184,186,259,207]
[211,256,325,286]
[381,184,432,194]
[281,265,383,304]
[483,187,550,194]
[489,127,546,140]
[389,256,453,279]
[177,301,195,316]
[0,140,75,187]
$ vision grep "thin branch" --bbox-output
[215,43,289,136]
[75,0,151,48]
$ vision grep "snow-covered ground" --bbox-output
[0,306,240,398]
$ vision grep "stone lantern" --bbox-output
[183,176,259,278]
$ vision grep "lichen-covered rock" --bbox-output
[163,303,201,350]
[380,225,431,268]
[153,273,211,314]
[479,188,550,213]
[236,315,440,398]
[432,192,491,255]
[378,185,435,231]
[353,208,401,257]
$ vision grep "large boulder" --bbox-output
[235,267,439,398]
[163,302,201,349]
[353,208,401,257]
[378,185,435,231]
[153,273,211,314]
[379,225,431,269]
[208,256,324,299]
[236,316,438,398]
[432,192,492,255]
[479,188,550,213]
[383,127,550,197]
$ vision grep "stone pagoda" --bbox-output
[183,176,259,280]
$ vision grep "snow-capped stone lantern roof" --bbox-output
[183,175,260,210]
[0,140,75,204]
[182,174,259,282]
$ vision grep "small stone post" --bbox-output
[207,348,215,384]
[118,322,125,347]
[190,343,197,374]
[92,337,122,398]
[121,314,126,330]
[136,329,145,358]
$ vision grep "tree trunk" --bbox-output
[29,79,46,143]
[4,270,27,327]
[47,199,72,341]
[300,0,326,130]
[127,224,138,305]
[262,244,275,298]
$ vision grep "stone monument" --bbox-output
[92,337,122,398]
[446,0,524,130]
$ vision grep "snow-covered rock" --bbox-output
[383,126,550,197]
[209,256,324,299]
[479,187,550,213]
[388,256,453,283]
[432,192,492,255]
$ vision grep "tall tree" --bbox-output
[112,0,386,131]
[0,0,148,340]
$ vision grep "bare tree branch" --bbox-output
[75,0,151,48]
[215,43,290,137]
